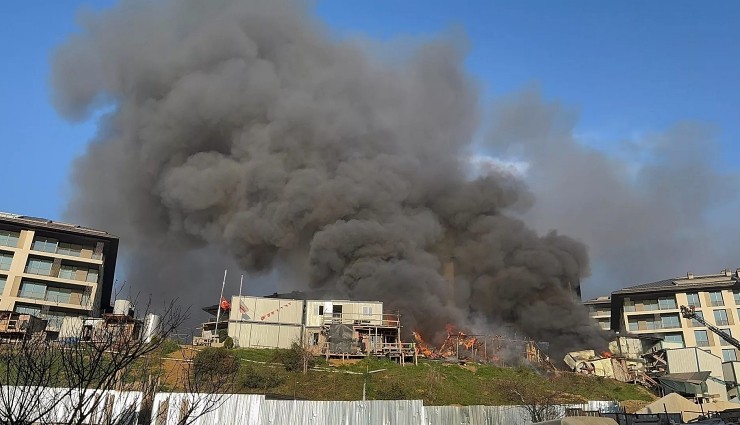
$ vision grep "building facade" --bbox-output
[610,270,740,362]
[585,296,611,331]
[0,213,118,334]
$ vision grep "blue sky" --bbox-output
[2,0,738,219]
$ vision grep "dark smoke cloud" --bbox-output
[486,88,740,296]
[52,0,607,356]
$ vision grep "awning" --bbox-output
[658,371,711,395]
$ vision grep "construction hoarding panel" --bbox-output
[152,393,263,425]
[260,400,425,425]
[0,387,143,425]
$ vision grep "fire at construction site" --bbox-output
[412,325,553,368]
[51,0,610,361]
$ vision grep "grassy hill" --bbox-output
[213,348,656,405]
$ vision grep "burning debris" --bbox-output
[413,325,554,368]
[53,0,608,357]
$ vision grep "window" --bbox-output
[720,328,734,346]
[14,305,40,316]
[18,282,46,299]
[664,334,685,347]
[714,309,730,326]
[58,265,75,280]
[0,276,6,294]
[57,243,82,257]
[45,287,72,304]
[643,300,659,311]
[628,320,638,331]
[661,314,680,329]
[695,330,710,347]
[691,310,705,327]
[658,297,677,310]
[0,252,12,270]
[86,269,99,283]
[624,300,635,312]
[32,237,58,253]
[25,258,52,276]
[0,231,19,248]
[362,306,373,316]
[686,293,701,307]
[710,291,725,307]
[318,306,324,316]
[735,290,740,305]
[724,349,738,362]
[597,319,610,330]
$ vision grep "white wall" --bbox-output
[228,322,302,349]
[666,347,727,401]
[229,296,304,325]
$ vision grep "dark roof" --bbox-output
[659,371,711,384]
[583,297,610,305]
[0,212,117,239]
[265,290,338,300]
[613,274,738,295]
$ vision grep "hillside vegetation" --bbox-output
[186,347,656,405]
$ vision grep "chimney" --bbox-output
[736,268,740,279]
[687,272,694,280]
[724,269,732,277]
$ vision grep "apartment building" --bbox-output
[610,270,740,361]
[0,212,118,334]
[584,296,611,331]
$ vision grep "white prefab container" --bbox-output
[723,361,740,400]
[142,313,160,343]
[228,322,302,349]
[113,299,132,315]
[229,296,304,325]
[58,316,84,339]
[304,300,384,327]
[666,347,727,401]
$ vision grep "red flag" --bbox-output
[220,297,231,311]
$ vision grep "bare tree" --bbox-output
[0,296,230,425]
[0,334,67,425]
[150,346,238,425]
[496,374,584,423]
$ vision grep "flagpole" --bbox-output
[238,274,244,322]
[215,269,227,332]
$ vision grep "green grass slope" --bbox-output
[229,348,656,405]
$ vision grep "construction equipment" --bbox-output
[680,305,740,351]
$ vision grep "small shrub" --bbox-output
[217,329,228,342]
[274,342,315,373]
[375,381,408,400]
[193,347,239,377]
[158,338,180,355]
[223,337,234,349]
[240,365,285,390]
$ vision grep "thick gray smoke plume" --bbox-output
[52,0,607,355]
[486,88,740,297]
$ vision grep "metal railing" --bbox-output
[319,312,399,327]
